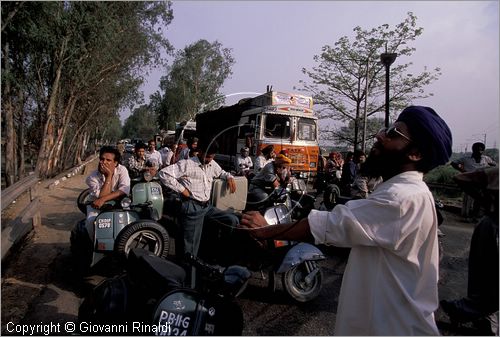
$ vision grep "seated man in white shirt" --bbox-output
[85,146,131,240]
[235,147,253,177]
[240,106,453,335]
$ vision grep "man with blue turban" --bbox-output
[240,106,452,335]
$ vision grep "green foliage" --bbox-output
[123,104,158,141]
[330,117,384,150]
[103,114,123,143]
[152,39,235,130]
[2,1,173,178]
[299,12,441,149]
[424,165,458,185]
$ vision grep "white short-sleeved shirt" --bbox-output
[145,149,163,168]
[86,164,131,198]
[254,155,272,173]
[308,171,440,335]
[235,155,253,175]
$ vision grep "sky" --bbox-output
[131,1,500,152]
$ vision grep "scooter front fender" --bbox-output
[277,242,325,274]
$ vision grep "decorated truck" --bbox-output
[195,90,319,180]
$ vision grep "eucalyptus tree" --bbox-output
[299,12,441,150]
[123,104,159,142]
[1,1,173,181]
[152,39,235,130]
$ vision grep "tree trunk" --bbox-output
[18,118,25,178]
[17,88,26,178]
[35,37,67,178]
[47,95,76,176]
[3,41,16,186]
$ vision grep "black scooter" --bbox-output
[79,248,251,336]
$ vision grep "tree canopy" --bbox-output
[122,104,159,142]
[299,12,441,150]
[152,39,235,131]
[1,1,173,182]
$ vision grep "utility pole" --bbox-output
[380,49,397,128]
[361,57,370,153]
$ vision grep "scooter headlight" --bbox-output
[121,197,132,209]
[143,171,153,182]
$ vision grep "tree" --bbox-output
[1,1,173,182]
[325,117,385,150]
[299,12,441,150]
[123,104,159,142]
[152,39,235,130]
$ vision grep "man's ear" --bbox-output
[407,147,423,162]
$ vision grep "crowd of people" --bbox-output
[83,105,497,336]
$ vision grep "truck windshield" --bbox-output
[297,118,316,141]
[264,115,290,138]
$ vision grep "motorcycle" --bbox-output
[79,248,251,336]
[200,182,326,303]
[70,173,170,274]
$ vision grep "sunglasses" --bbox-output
[378,126,412,142]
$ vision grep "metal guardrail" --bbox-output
[1,156,97,260]
[1,172,40,260]
[1,197,40,259]
[1,172,40,211]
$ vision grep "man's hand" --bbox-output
[181,188,191,199]
[241,211,269,229]
[99,161,115,178]
[227,177,237,193]
[92,197,107,209]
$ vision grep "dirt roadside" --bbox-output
[1,159,98,333]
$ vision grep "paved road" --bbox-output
[1,162,477,335]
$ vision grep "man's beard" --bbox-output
[363,146,411,179]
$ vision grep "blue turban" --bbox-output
[396,106,452,170]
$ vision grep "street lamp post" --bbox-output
[380,52,397,128]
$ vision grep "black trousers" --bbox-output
[467,214,499,314]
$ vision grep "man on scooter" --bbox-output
[240,106,452,335]
[85,146,131,239]
[247,154,292,210]
[126,142,158,179]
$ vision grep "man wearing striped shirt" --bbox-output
[158,139,238,261]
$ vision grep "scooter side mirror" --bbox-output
[263,204,292,225]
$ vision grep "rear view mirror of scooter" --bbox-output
[263,204,292,225]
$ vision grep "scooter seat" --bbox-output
[128,249,186,290]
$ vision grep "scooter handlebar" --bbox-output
[184,253,225,278]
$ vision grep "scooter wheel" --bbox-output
[115,221,169,259]
[282,261,323,302]
[77,188,91,214]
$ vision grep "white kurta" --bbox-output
[308,171,440,336]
